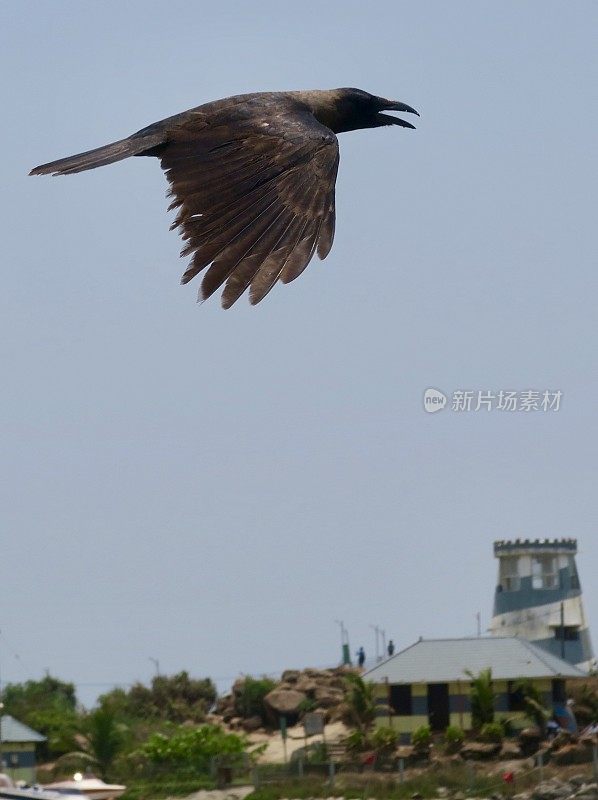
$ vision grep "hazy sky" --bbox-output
[2,1,597,708]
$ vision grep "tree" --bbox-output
[343,673,377,733]
[2,676,79,758]
[137,724,247,775]
[98,672,216,724]
[465,668,495,728]
[86,709,125,779]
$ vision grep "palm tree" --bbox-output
[465,668,495,728]
[344,673,377,733]
[54,709,125,781]
[86,709,124,779]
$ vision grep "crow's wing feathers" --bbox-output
[159,104,339,306]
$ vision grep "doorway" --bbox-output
[427,683,450,731]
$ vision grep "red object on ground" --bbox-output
[503,772,515,784]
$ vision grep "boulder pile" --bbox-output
[212,665,358,732]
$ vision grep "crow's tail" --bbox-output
[29,130,165,176]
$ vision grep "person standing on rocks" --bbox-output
[357,647,366,668]
[387,639,395,656]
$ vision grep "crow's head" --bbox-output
[334,88,419,133]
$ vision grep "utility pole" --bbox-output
[149,657,160,677]
[381,629,387,659]
[476,612,482,637]
[369,624,380,662]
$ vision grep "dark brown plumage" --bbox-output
[30,88,418,307]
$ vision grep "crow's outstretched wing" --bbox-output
[159,101,340,307]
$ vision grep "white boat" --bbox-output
[0,774,80,800]
[43,776,125,800]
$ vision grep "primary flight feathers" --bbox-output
[30,88,418,307]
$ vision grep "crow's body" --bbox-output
[30,88,417,307]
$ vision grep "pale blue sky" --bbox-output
[2,1,597,706]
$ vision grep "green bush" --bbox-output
[479,721,503,743]
[371,725,398,754]
[297,697,318,715]
[137,723,247,773]
[411,724,431,750]
[235,677,276,719]
[343,728,369,753]
[443,724,464,752]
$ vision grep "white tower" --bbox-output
[490,538,594,671]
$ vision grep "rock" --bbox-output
[242,715,263,732]
[532,780,573,800]
[395,745,416,761]
[411,793,423,799]
[552,742,593,765]
[264,688,307,715]
[281,669,300,683]
[519,727,543,756]
[570,777,590,788]
[550,730,575,750]
[500,740,524,759]
[295,677,318,695]
[314,686,345,708]
[436,787,449,797]
[461,742,501,760]
[513,793,531,800]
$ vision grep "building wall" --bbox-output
[375,677,556,741]
[1,742,37,783]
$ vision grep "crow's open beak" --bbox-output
[380,99,419,116]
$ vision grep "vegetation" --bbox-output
[567,677,598,725]
[515,679,550,733]
[2,676,79,759]
[99,672,216,724]
[343,673,377,732]
[370,725,398,754]
[443,724,464,752]
[411,724,431,751]
[479,721,503,743]
[465,667,495,728]
[234,676,276,719]
[134,723,248,774]
[245,760,536,800]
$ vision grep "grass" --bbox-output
[246,760,577,800]
[118,775,216,800]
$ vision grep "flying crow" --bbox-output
[30,88,418,307]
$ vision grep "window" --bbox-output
[531,555,557,589]
[499,557,520,591]
[507,681,526,711]
[553,626,580,641]
[389,684,412,715]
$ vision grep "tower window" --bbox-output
[532,555,558,589]
[500,557,520,591]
